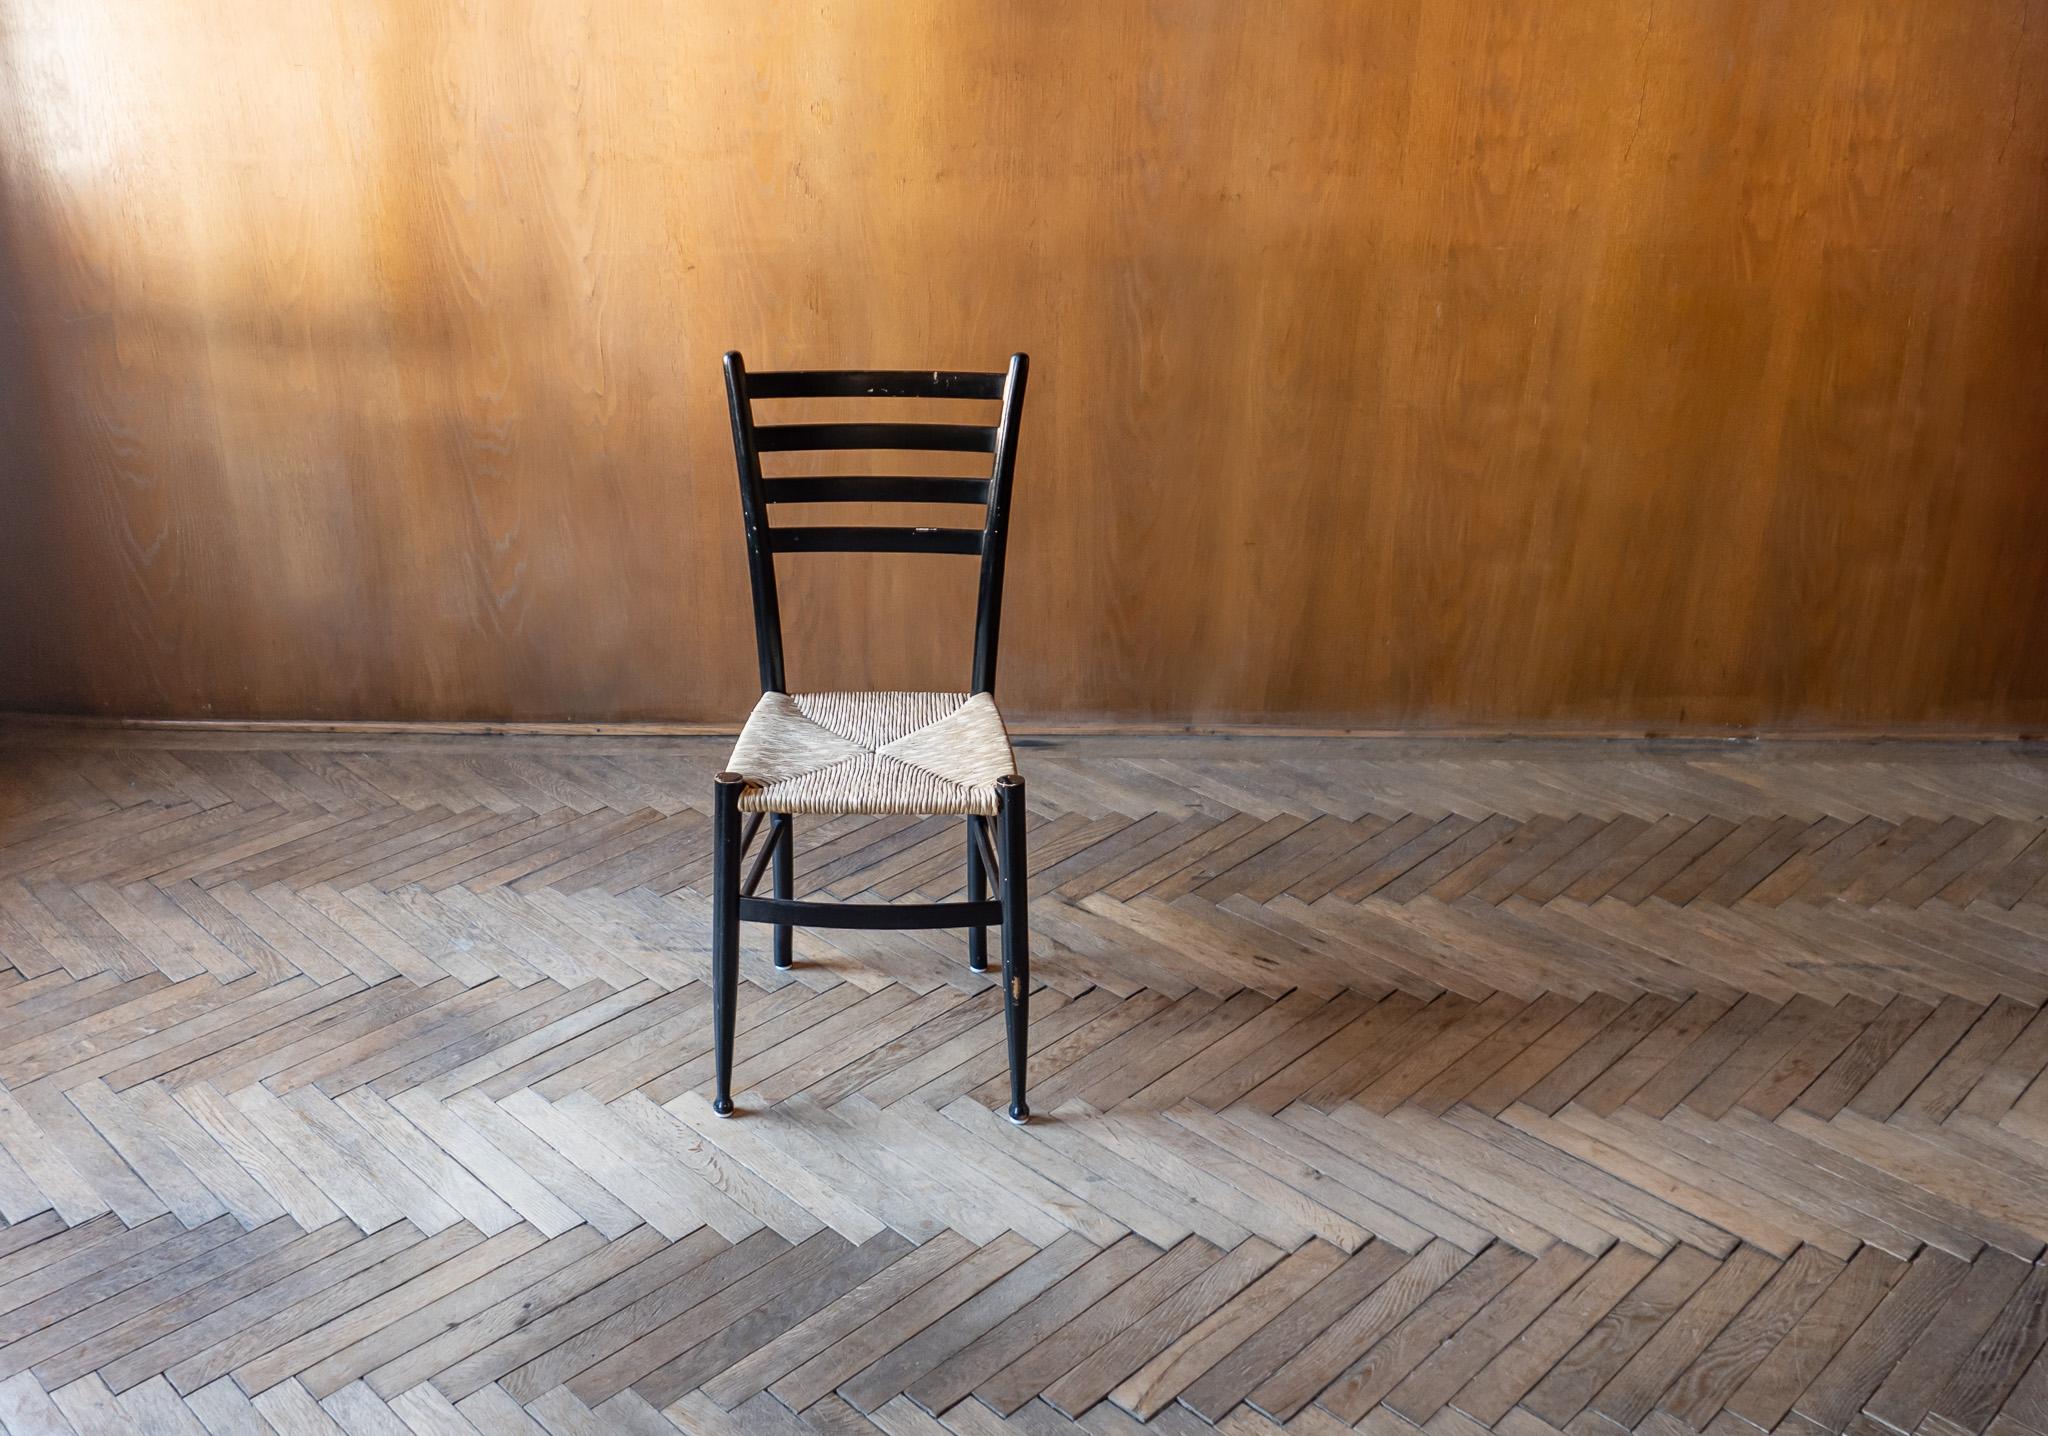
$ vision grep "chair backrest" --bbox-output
[722,352,1030,696]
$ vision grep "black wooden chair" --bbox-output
[710,352,1033,1122]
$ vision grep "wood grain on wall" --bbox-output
[0,1,2044,730]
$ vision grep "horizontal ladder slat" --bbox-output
[765,526,985,555]
[745,369,1004,400]
[754,422,997,454]
[761,476,992,505]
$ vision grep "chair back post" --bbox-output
[723,351,788,692]
[973,353,1030,695]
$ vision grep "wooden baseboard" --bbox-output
[1,710,2039,744]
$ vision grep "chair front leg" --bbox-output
[771,812,794,969]
[711,772,744,1115]
[995,775,1030,1124]
[966,816,989,973]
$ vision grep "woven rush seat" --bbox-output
[727,690,1015,816]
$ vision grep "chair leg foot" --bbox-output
[1007,1102,1030,1125]
[713,1096,736,1117]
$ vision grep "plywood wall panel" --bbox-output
[0,0,2042,729]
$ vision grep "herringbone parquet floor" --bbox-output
[0,729,2043,1436]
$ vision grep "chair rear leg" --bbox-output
[996,776,1030,1123]
[966,816,989,973]
[711,773,743,1115]
[771,813,794,970]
